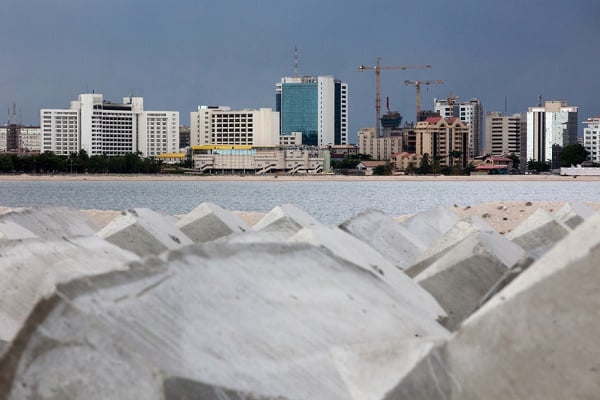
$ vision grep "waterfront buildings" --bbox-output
[190,145,328,174]
[526,101,578,169]
[357,127,402,161]
[276,75,348,146]
[0,125,41,152]
[40,94,179,157]
[583,116,600,163]
[414,117,469,168]
[434,97,482,157]
[190,106,279,147]
[484,112,521,156]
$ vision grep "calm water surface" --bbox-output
[1,180,599,224]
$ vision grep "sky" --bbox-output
[1,0,598,143]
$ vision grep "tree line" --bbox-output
[0,150,164,174]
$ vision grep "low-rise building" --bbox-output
[391,152,422,171]
[190,145,328,175]
[0,125,41,152]
[357,128,402,161]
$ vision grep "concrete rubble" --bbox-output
[0,201,597,399]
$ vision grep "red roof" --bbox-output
[475,164,508,170]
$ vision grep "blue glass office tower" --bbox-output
[276,76,348,146]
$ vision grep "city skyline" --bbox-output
[1,0,598,143]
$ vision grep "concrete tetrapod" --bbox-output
[0,236,138,343]
[385,212,600,400]
[506,207,571,252]
[252,203,321,235]
[175,202,250,243]
[0,241,449,400]
[553,201,595,229]
[289,224,447,322]
[97,208,193,257]
[413,226,525,330]
[0,206,100,239]
[405,216,498,278]
[399,206,462,248]
[340,209,429,270]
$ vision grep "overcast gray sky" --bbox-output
[1,0,598,143]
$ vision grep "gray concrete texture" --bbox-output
[506,208,571,251]
[385,211,600,399]
[0,202,598,399]
[553,201,595,229]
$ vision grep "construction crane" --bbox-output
[359,57,431,136]
[404,80,444,118]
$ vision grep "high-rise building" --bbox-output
[526,100,578,169]
[484,112,521,156]
[190,106,279,147]
[40,94,179,157]
[276,75,348,146]
[583,116,600,163]
[0,125,41,152]
[357,127,402,161]
[414,117,469,168]
[434,97,482,157]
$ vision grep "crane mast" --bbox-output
[359,57,431,136]
[404,80,444,120]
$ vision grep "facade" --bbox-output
[583,116,600,163]
[190,145,328,174]
[434,97,482,157]
[414,117,469,168]
[526,101,578,170]
[391,152,422,171]
[0,125,41,152]
[484,112,521,156]
[190,106,279,147]
[357,127,402,161]
[276,75,348,146]
[40,94,179,157]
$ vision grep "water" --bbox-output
[1,179,599,224]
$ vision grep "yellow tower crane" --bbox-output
[359,57,431,136]
[404,80,444,119]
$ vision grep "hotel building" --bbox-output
[40,94,179,157]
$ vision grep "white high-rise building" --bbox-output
[40,93,179,157]
[526,100,578,169]
[190,106,279,147]
[484,112,521,156]
[434,97,482,157]
[583,116,600,163]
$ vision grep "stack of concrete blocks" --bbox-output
[0,201,599,399]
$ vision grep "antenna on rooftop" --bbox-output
[538,94,542,107]
[504,96,508,115]
[293,45,299,77]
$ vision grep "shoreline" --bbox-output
[0,173,597,182]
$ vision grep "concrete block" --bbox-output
[176,202,249,243]
[289,224,447,321]
[0,241,448,399]
[340,209,429,270]
[399,206,461,248]
[252,203,321,234]
[0,236,138,343]
[553,201,595,229]
[414,228,525,330]
[97,208,193,257]
[405,216,496,278]
[0,219,38,241]
[506,208,571,251]
[387,213,600,399]
[0,206,100,239]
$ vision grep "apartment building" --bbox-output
[190,106,279,147]
[484,112,521,156]
[414,117,469,168]
[357,127,402,161]
[0,125,41,152]
[434,97,482,157]
[583,116,600,163]
[40,93,179,157]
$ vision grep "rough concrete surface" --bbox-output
[0,206,100,239]
[386,212,600,399]
[176,202,250,243]
[0,241,448,399]
[506,208,571,251]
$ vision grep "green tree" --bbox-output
[527,159,550,173]
[559,143,589,167]
[372,163,392,176]
[0,155,14,172]
[418,153,432,174]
